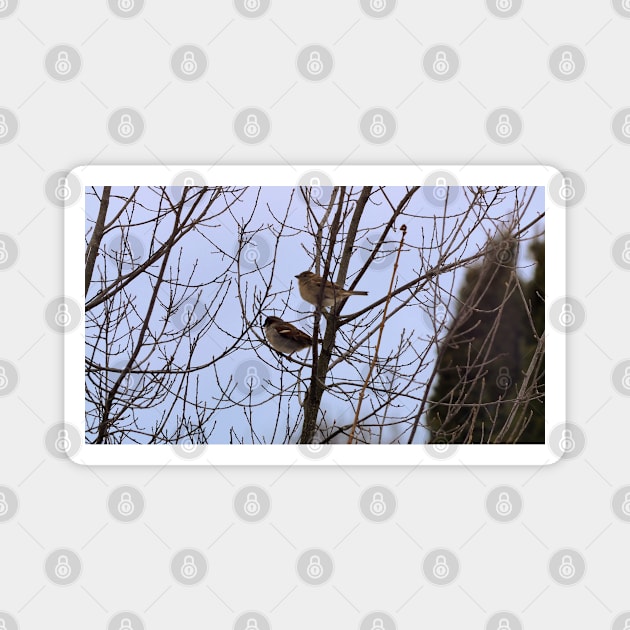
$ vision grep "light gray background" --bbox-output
[0,1,629,628]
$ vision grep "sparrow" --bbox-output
[263,316,315,354]
[295,270,368,308]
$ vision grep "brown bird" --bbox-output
[263,316,315,354]
[295,270,368,308]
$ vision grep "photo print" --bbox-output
[65,165,564,465]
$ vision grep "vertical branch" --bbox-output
[313,187,339,274]
[347,225,407,444]
[336,186,372,288]
[499,334,545,443]
[300,188,346,443]
[85,186,111,294]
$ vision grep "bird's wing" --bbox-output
[277,325,311,343]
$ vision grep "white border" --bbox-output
[65,165,565,466]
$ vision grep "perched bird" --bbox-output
[295,270,368,308]
[263,316,315,354]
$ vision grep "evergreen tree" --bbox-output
[427,235,545,444]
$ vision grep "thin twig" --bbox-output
[347,224,407,444]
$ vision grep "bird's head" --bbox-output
[295,271,315,280]
[263,315,283,328]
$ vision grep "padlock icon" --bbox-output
[307,51,323,75]
[183,176,195,186]
[122,370,137,391]
[245,619,260,630]
[369,114,386,138]
[623,619,630,630]
[558,303,575,327]
[433,176,448,201]
[309,176,323,200]
[55,429,71,453]
[495,491,513,516]
[495,0,512,11]
[621,492,630,516]
[118,0,134,11]
[54,51,72,75]
[496,242,511,263]
[119,617,134,630]
[181,555,198,579]
[558,554,576,579]
[558,51,576,75]
[55,176,71,201]
[244,366,260,390]
[621,240,630,264]
[623,0,630,10]
[622,366,630,390]
[118,114,135,138]
[495,114,512,138]
[306,554,323,579]
[181,51,198,75]
[432,50,449,75]
[497,367,511,389]
[244,240,260,263]
[558,177,575,201]
[370,0,386,11]
[559,429,575,453]
[244,0,261,10]
[622,114,630,138]
[371,618,385,630]
[0,619,7,630]
[497,618,512,630]
[369,491,386,516]
[182,302,196,325]
[54,554,72,579]
[117,491,135,516]
[432,554,450,579]
[244,491,261,516]
[0,240,8,264]
[54,303,72,327]
[0,366,8,390]
[0,114,8,138]
[244,114,261,138]
[0,492,8,516]
[433,440,449,453]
